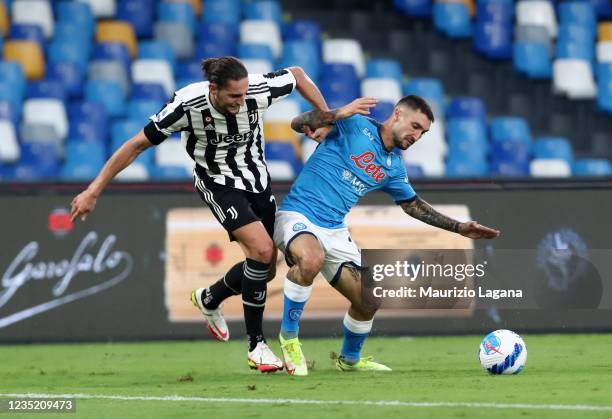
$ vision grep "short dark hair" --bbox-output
[201,56,248,88]
[396,95,435,123]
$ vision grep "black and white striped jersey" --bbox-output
[143,69,296,192]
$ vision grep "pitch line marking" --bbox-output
[1,393,611,412]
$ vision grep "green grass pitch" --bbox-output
[1,334,611,418]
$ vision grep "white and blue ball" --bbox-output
[478,329,527,375]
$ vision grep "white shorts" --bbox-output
[273,210,362,285]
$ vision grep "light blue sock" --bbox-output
[280,278,313,340]
[340,313,373,364]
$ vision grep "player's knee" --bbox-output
[250,238,275,264]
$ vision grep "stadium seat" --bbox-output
[279,41,320,81]
[600,22,612,41]
[394,0,432,18]
[132,83,168,102]
[198,21,238,46]
[447,117,489,155]
[93,42,131,73]
[96,21,138,58]
[3,40,45,80]
[79,0,116,19]
[22,98,68,141]
[532,137,573,162]
[69,101,109,137]
[26,80,66,103]
[85,80,126,118]
[559,2,596,29]
[433,2,472,38]
[473,20,512,59]
[243,1,283,26]
[489,159,529,177]
[572,159,612,176]
[322,39,365,77]
[54,21,92,48]
[202,0,241,26]
[57,1,95,33]
[117,0,154,39]
[14,142,61,180]
[366,59,403,85]
[112,119,142,146]
[558,24,595,47]
[21,124,62,149]
[596,42,612,62]
[556,39,594,62]
[490,117,531,144]
[114,163,150,181]
[46,62,83,99]
[155,138,194,173]
[403,78,445,108]
[319,64,360,108]
[195,38,236,59]
[553,59,597,99]
[49,38,90,73]
[132,59,175,97]
[151,164,192,180]
[139,40,176,73]
[529,158,571,177]
[0,84,22,121]
[11,0,54,38]
[447,97,486,120]
[240,20,282,60]
[476,0,514,23]
[238,43,275,63]
[402,148,445,177]
[0,101,20,128]
[0,61,26,99]
[154,22,194,60]
[265,141,302,175]
[446,157,488,178]
[241,59,273,75]
[282,20,321,54]
[597,63,612,112]
[490,140,530,166]
[370,101,395,121]
[591,0,612,19]
[513,42,552,79]
[158,2,197,35]
[516,0,557,38]
[361,78,402,104]
[9,24,45,51]
[128,99,163,124]
[88,60,130,96]
[0,120,20,163]
[0,1,8,37]
[515,25,552,49]
[61,142,106,181]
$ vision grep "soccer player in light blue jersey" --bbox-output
[274,95,501,375]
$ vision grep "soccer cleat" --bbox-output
[335,356,392,372]
[279,334,308,376]
[190,288,229,342]
[247,341,284,373]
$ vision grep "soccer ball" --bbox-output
[478,329,527,375]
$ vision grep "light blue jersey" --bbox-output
[279,115,417,228]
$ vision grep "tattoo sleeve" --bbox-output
[290,109,339,133]
[401,197,460,233]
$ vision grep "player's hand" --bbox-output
[458,221,501,239]
[70,189,98,222]
[302,124,333,142]
[338,97,379,119]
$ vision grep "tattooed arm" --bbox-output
[290,97,378,142]
[401,197,501,239]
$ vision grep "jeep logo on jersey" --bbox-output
[350,151,386,182]
[210,131,254,145]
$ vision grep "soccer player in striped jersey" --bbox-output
[70,57,330,372]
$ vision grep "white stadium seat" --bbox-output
[553,59,597,99]
[0,121,20,163]
[596,42,612,63]
[155,138,194,173]
[77,0,116,18]
[132,59,175,97]
[22,99,68,141]
[267,160,295,181]
[323,39,366,78]
[361,78,402,104]
[530,158,571,177]
[154,22,195,60]
[516,1,557,38]
[240,20,282,59]
[12,0,55,38]
[241,58,273,75]
[116,163,150,181]
[265,99,301,123]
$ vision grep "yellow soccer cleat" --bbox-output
[335,356,392,372]
[279,334,308,376]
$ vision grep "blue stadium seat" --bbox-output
[54,21,89,44]
[265,142,302,173]
[446,158,489,178]
[158,2,197,36]
[558,24,595,46]
[366,59,403,84]
[139,40,176,72]
[405,163,425,178]
[597,63,612,112]
[403,77,445,108]
[117,0,155,39]
[370,101,395,121]
[68,101,110,143]
[9,24,45,49]
[447,117,489,156]
[198,22,238,46]
[26,80,67,103]
[319,64,360,108]
[474,20,512,60]
[243,1,282,26]
[202,0,241,26]
[532,137,573,162]
[0,61,26,99]
[46,62,84,99]
[279,41,320,80]
[559,2,596,28]
[131,83,168,102]
[49,38,90,73]
[195,38,236,59]
[61,142,106,181]
[447,97,486,120]
[18,142,61,179]
[0,84,23,119]
[93,43,131,73]
[56,1,94,36]
[111,120,155,168]
[151,165,192,180]
[127,99,163,124]
[238,43,274,62]
[489,159,529,177]
[394,0,432,18]
[476,0,514,22]
[591,0,612,18]
[491,140,530,163]
[572,159,612,176]
[556,39,594,61]
[282,20,321,53]
[490,117,532,144]
[85,80,126,118]
[433,3,472,38]
[513,42,552,79]
[0,101,19,127]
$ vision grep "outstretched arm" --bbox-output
[290,97,378,142]
[70,130,152,222]
[401,197,501,239]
